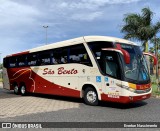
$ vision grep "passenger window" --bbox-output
[52,49,62,64]
[18,55,26,67]
[52,47,68,64]
[27,54,37,66]
[39,51,51,65]
[69,44,92,66]
[60,48,68,64]
[3,58,9,68]
[9,57,17,68]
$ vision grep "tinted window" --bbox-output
[9,57,17,68]
[4,44,92,68]
[88,41,113,60]
[51,48,68,64]
[39,51,51,65]
[3,58,8,68]
[17,55,26,67]
[27,53,37,66]
[69,44,92,66]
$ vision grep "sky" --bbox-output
[0,0,160,62]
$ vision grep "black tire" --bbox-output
[84,87,98,106]
[20,85,27,96]
[14,85,19,95]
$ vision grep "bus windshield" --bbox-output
[87,41,150,83]
[121,44,150,82]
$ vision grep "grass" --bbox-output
[152,83,160,96]
[0,78,2,82]
[151,75,160,96]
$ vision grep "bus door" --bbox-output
[101,51,122,99]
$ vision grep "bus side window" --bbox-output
[27,54,37,66]
[53,49,62,64]
[52,57,58,64]
[61,47,68,64]
[18,55,26,67]
[52,47,68,64]
[3,58,8,68]
[9,57,17,68]
[69,44,92,66]
[39,51,51,65]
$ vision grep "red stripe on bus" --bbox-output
[7,67,80,98]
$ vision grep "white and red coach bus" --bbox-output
[2,36,157,105]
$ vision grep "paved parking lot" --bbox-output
[0,83,79,119]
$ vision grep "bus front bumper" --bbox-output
[101,93,151,104]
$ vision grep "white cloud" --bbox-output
[71,11,103,21]
[47,0,142,22]
[58,0,141,10]
[106,0,141,4]
[0,0,40,26]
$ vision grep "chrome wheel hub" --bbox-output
[14,86,18,93]
[21,86,25,94]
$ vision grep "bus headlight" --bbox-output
[116,83,136,93]
[121,85,135,92]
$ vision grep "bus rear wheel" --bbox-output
[14,85,19,95]
[84,87,98,106]
[20,85,27,96]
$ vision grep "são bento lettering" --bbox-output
[43,67,78,75]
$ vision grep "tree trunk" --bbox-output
[144,41,150,74]
[154,36,159,91]
[144,41,149,52]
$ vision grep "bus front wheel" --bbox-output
[84,87,98,106]
[20,85,27,96]
[14,85,19,95]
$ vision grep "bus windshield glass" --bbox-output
[121,44,150,82]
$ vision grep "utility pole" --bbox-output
[43,26,48,45]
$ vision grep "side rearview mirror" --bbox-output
[102,45,130,64]
[143,52,157,65]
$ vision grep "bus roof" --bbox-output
[30,36,137,52]
[6,35,137,57]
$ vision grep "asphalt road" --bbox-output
[0,84,160,130]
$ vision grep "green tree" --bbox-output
[150,37,160,88]
[121,7,160,52]
[150,38,160,64]
[149,47,155,53]
[150,38,160,53]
